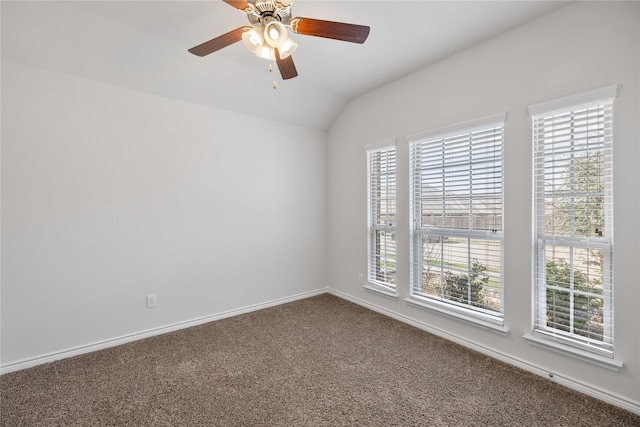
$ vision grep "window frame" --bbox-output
[366,140,397,295]
[529,85,617,358]
[408,113,506,326]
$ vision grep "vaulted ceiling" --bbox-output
[1,1,570,131]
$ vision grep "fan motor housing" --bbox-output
[247,1,292,26]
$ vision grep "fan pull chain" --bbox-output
[268,62,277,89]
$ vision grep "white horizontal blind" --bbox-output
[367,145,396,290]
[532,97,614,356]
[409,117,504,321]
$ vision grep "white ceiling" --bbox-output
[1,1,571,130]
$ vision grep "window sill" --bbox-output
[404,296,509,336]
[523,333,623,372]
[364,284,399,301]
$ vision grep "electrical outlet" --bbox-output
[146,294,158,309]
[358,273,364,284]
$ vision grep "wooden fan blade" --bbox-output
[188,26,251,57]
[223,0,249,10]
[275,49,298,80]
[291,17,370,44]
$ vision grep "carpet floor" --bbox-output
[1,294,638,426]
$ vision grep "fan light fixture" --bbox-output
[243,20,295,60]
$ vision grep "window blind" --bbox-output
[409,115,504,322]
[532,93,615,356]
[367,144,396,290]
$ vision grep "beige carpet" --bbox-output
[1,294,638,426]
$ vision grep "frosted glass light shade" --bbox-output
[278,39,297,59]
[242,28,264,55]
[264,21,288,48]
[256,46,275,61]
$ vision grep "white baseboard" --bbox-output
[328,288,640,416]
[0,288,328,375]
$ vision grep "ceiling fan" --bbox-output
[188,0,370,80]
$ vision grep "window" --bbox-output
[409,114,505,324]
[530,85,616,357]
[366,142,397,293]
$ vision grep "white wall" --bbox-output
[1,61,327,368]
[327,1,640,411]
